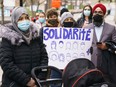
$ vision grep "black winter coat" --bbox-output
[0,24,48,87]
[98,50,116,85]
[77,17,92,28]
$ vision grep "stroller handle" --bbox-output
[31,66,62,86]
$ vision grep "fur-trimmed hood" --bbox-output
[0,23,39,45]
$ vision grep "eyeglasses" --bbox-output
[94,11,103,14]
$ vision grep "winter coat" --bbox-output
[77,17,92,28]
[98,41,116,85]
[99,50,116,85]
[0,24,48,87]
[85,22,116,67]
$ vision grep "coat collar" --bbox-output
[0,23,39,45]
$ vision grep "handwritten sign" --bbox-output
[43,27,93,69]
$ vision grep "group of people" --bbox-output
[0,2,116,87]
[33,4,92,29]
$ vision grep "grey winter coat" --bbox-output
[85,22,116,67]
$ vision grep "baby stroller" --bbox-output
[62,58,114,87]
[32,58,114,87]
[31,66,62,87]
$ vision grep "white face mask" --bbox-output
[84,10,91,16]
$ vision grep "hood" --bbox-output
[11,7,28,30]
[0,23,39,45]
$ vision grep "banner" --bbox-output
[43,27,93,69]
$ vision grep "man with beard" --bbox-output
[85,3,116,67]
[84,4,116,85]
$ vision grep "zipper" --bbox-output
[9,82,15,87]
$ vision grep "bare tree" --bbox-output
[115,0,116,24]
[20,0,23,6]
[36,0,46,12]
[30,0,34,17]
[0,0,4,24]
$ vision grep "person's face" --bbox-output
[18,14,29,22]
[47,15,59,27]
[63,17,74,27]
[48,15,58,19]
[36,13,39,18]
[39,13,45,18]
[83,6,91,16]
[84,6,91,11]
[64,17,74,22]
[93,7,104,16]
[17,14,30,31]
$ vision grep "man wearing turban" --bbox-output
[85,3,116,85]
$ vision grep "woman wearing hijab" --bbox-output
[0,7,48,87]
[77,4,93,28]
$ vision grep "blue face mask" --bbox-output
[38,18,46,23]
[17,20,30,31]
[84,10,91,16]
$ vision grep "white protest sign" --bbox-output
[43,27,93,69]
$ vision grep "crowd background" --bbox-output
[0,0,116,86]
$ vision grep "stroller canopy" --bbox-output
[62,58,106,87]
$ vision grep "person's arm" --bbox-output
[97,42,107,50]
[0,38,32,86]
[112,26,116,43]
[97,26,116,50]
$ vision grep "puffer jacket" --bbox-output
[0,24,48,87]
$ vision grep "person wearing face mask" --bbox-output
[39,8,62,87]
[77,4,93,28]
[46,8,59,27]
[85,3,116,72]
[60,12,77,27]
[35,12,46,29]
[0,7,48,87]
[39,8,60,41]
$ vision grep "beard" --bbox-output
[93,14,104,27]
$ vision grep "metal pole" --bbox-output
[30,0,34,17]
[47,0,51,9]
[1,0,4,24]
[44,0,47,12]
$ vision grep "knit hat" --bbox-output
[60,12,73,25]
[92,3,106,15]
[60,8,69,16]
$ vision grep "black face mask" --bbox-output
[48,19,59,27]
[93,14,103,27]
[63,22,74,27]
